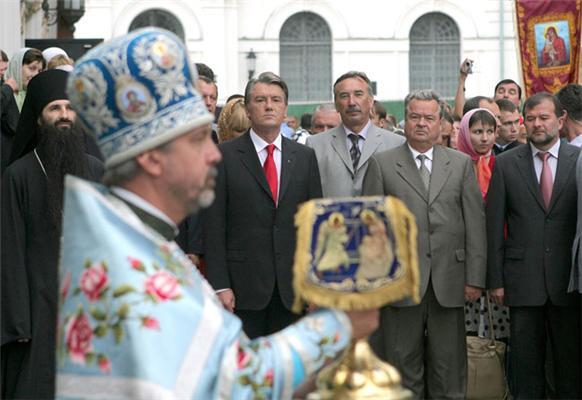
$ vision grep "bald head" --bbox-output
[311,104,341,134]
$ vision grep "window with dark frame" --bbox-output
[280,12,332,102]
[409,12,460,98]
[129,9,185,42]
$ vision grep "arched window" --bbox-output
[280,12,332,102]
[129,9,185,42]
[409,12,460,98]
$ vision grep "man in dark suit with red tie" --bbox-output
[487,92,581,399]
[203,72,322,338]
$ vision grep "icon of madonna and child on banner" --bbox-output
[516,0,581,97]
[292,196,420,313]
[535,21,571,69]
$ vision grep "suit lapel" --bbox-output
[358,125,382,172]
[237,132,273,200]
[394,144,428,202]
[548,143,577,213]
[330,126,355,175]
[278,138,296,202]
[515,144,546,211]
[428,146,451,205]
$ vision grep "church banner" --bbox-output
[516,0,581,96]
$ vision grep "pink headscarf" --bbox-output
[457,107,496,161]
[458,107,497,199]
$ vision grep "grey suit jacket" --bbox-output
[569,151,582,293]
[487,142,579,306]
[362,143,486,307]
[306,123,405,197]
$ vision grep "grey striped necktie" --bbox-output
[348,134,361,170]
[417,154,430,191]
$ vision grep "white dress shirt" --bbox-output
[250,129,282,198]
[569,135,582,148]
[344,121,371,153]
[530,139,560,183]
[408,144,434,173]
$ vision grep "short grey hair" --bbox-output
[102,141,174,186]
[333,71,374,99]
[102,158,140,186]
[244,71,289,105]
[404,90,444,118]
[311,103,337,125]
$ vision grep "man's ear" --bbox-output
[135,150,164,177]
[558,110,567,131]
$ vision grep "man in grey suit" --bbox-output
[487,92,580,399]
[362,90,486,399]
[306,71,404,197]
[570,149,582,390]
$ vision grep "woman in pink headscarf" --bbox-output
[459,108,510,340]
[457,108,497,200]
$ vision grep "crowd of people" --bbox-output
[1,26,582,399]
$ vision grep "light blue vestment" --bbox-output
[56,176,351,399]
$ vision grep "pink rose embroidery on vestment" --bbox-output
[127,256,145,272]
[65,311,93,364]
[98,355,112,373]
[264,369,274,386]
[145,271,180,301]
[141,316,161,330]
[237,346,251,369]
[80,262,109,302]
[60,271,72,300]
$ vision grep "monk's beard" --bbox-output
[36,122,89,232]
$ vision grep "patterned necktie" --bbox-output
[263,144,278,204]
[348,134,361,171]
[417,154,430,192]
[537,151,553,209]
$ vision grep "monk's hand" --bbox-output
[217,289,235,312]
[464,285,482,302]
[489,288,504,306]
[345,309,379,340]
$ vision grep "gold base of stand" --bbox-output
[307,339,413,400]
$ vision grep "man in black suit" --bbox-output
[487,92,581,399]
[203,72,322,338]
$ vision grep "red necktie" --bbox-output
[537,151,553,209]
[263,144,278,204]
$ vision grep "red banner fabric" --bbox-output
[516,0,581,97]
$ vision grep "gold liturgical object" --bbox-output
[293,196,420,399]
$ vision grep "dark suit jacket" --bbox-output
[363,144,486,307]
[203,131,322,310]
[492,140,522,156]
[487,142,580,306]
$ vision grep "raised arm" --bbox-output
[453,58,473,118]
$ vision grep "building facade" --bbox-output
[4,0,520,109]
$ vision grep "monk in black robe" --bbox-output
[1,70,103,399]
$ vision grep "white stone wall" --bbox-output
[57,0,521,102]
[0,0,22,57]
